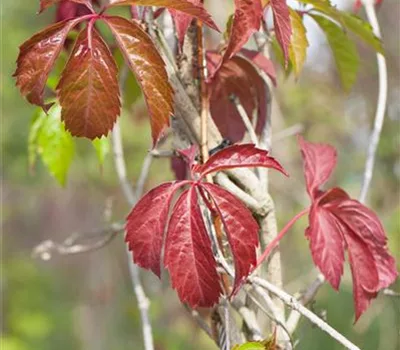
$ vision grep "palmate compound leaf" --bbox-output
[56,25,121,139]
[108,0,219,32]
[164,186,222,307]
[299,136,398,320]
[126,143,288,307]
[14,18,82,110]
[269,0,292,65]
[105,16,174,145]
[223,0,263,62]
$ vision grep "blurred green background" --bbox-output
[2,0,399,349]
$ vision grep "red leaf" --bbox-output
[56,26,120,139]
[306,188,349,290]
[105,16,174,145]
[14,19,80,110]
[331,199,398,291]
[298,135,337,199]
[201,182,259,294]
[343,230,379,320]
[168,0,200,47]
[171,145,199,180]
[223,0,263,61]
[108,0,219,32]
[40,0,94,13]
[300,137,398,320]
[194,143,288,179]
[207,52,270,142]
[164,187,222,307]
[269,0,292,64]
[126,182,187,277]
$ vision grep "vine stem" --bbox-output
[254,208,309,271]
[250,277,361,350]
[359,0,388,203]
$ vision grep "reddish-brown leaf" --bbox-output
[298,135,337,198]
[207,52,270,142]
[269,0,292,64]
[14,19,80,110]
[194,143,288,179]
[39,0,94,13]
[201,182,259,294]
[223,0,263,61]
[126,182,187,277]
[164,187,222,307]
[108,0,219,32]
[105,16,174,145]
[56,26,120,139]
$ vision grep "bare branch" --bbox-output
[250,277,361,350]
[286,274,326,334]
[231,95,259,146]
[382,288,400,297]
[359,0,388,203]
[32,222,124,259]
[184,305,215,340]
[135,152,154,199]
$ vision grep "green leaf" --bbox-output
[296,0,339,19]
[232,342,266,350]
[310,14,360,91]
[28,104,75,186]
[92,136,110,166]
[289,8,309,77]
[340,12,383,54]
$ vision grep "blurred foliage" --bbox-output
[2,0,399,349]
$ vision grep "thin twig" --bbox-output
[111,122,154,350]
[32,222,124,259]
[286,274,326,334]
[135,152,153,199]
[359,0,388,203]
[183,305,215,341]
[272,124,304,143]
[250,277,361,350]
[231,95,259,146]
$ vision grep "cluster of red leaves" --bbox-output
[299,136,398,320]
[126,144,288,307]
[14,0,218,143]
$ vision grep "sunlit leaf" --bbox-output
[105,16,174,145]
[92,137,110,166]
[14,19,81,110]
[340,12,383,54]
[29,104,75,186]
[57,26,121,139]
[289,8,308,77]
[311,14,360,91]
